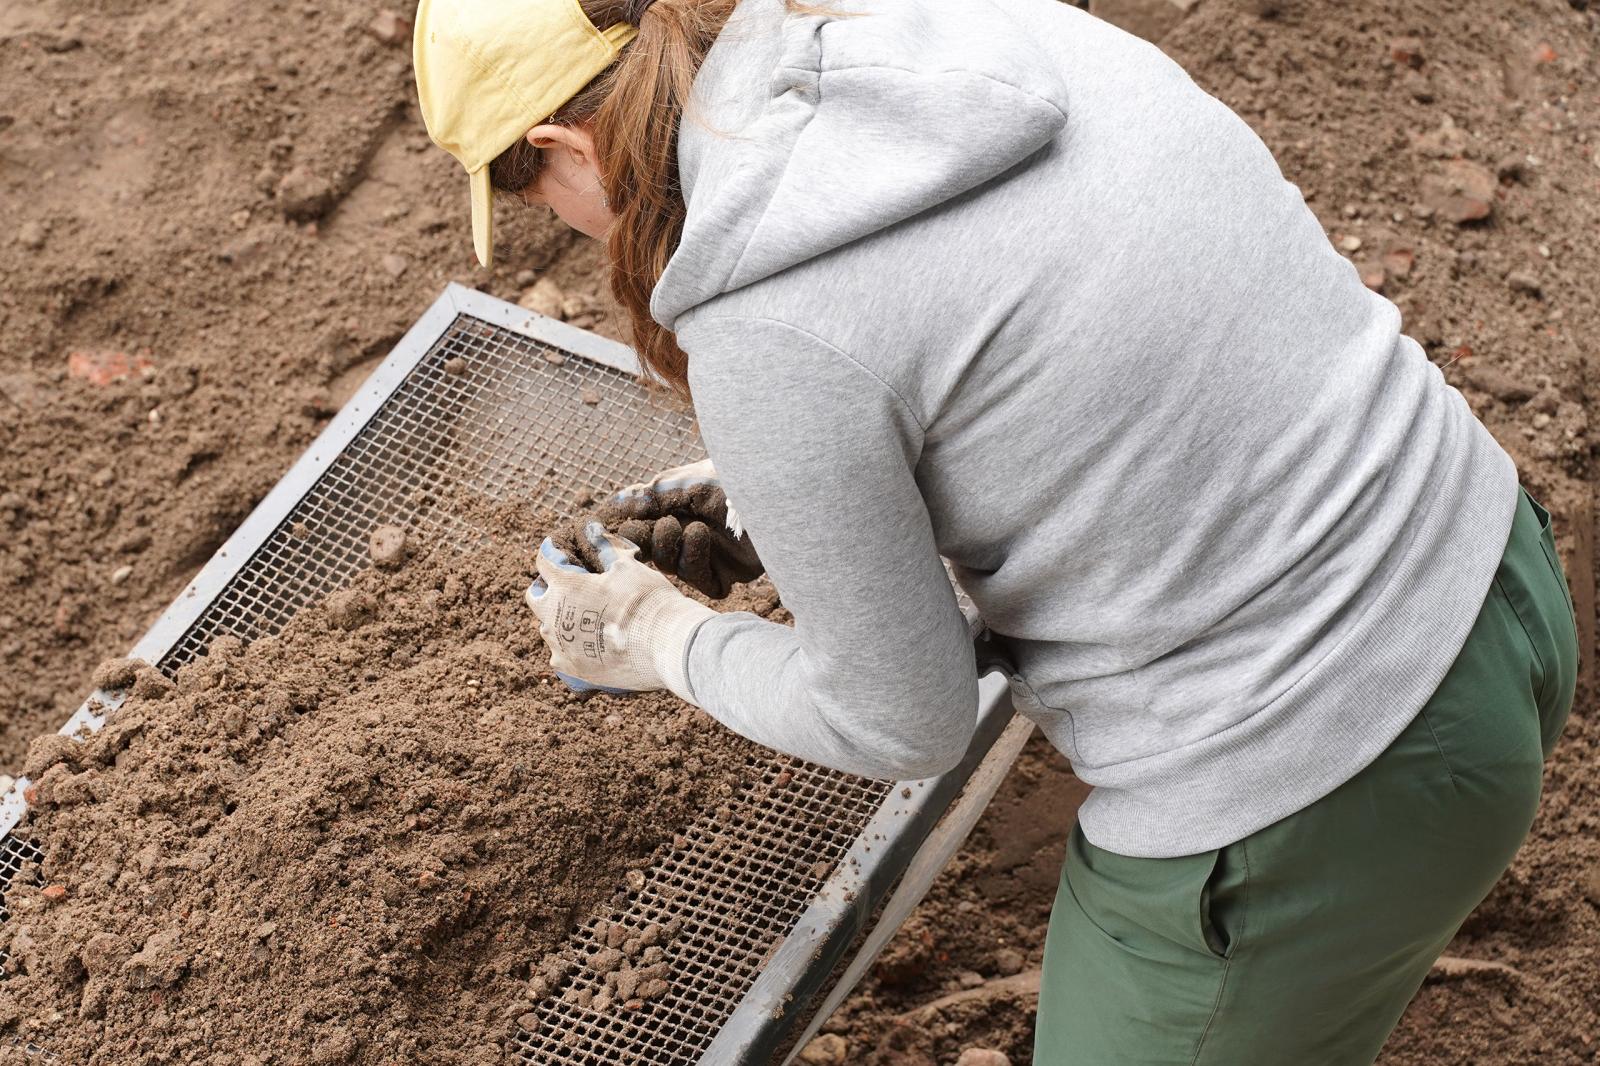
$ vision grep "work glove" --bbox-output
[526,521,715,699]
[583,459,764,600]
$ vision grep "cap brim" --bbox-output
[470,166,493,269]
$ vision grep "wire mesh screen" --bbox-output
[0,834,52,1060]
[0,834,45,968]
[514,758,887,1064]
[159,316,706,671]
[41,309,894,1062]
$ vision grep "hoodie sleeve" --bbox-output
[677,314,979,781]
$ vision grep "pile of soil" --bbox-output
[0,515,765,1064]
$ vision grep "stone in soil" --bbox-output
[367,10,410,47]
[16,221,46,250]
[368,523,408,568]
[798,1033,850,1065]
[955,1052,1012,1066]
[1506,270,1542,297]
[518,278,566,319]
[90,658,142,693]
[276,165,335,222]
[1459,363,1538,404]
[1419,160,1496,224]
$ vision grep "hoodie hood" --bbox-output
[650,0,1071,329]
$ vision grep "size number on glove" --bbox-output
[556,599,607,664]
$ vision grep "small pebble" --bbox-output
[1389,37,1425,68]
[580,387,601,406]
[325,589,379,630]
[542,350,568,366]
[110,564,134,585]
[992,947,1025,976]
[379,253,409,278]
[91,658,143,691]
[367,9,410,46]
[1581,863,1600,907]
[17,220,47,250]
[796,1034,849,1066]
[443,356,469,376]
[518,278,566,319]
[1339,235,1362,252]
[955,1051,1011,1066]
[1506,270,1542,297]
[369,524,408,568]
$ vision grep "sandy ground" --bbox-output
[1,0,1596,1062]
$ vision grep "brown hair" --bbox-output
[490,0,739,400]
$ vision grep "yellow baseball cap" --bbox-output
[413,0,637,268]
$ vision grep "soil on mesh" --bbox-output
[0,513,768,1065]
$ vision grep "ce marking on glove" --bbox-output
[555,599,607,663]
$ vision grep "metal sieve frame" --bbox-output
[0,284,1020,1061]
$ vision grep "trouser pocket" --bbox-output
[1511,490,1578,754]
[1524,491,1576,618]
[1063,828,1234,964]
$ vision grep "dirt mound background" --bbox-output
[2,0,1596,1062]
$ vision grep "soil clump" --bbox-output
[0,515,765,1064]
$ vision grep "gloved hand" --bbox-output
[526,521,716,699]
[582,459,764,599]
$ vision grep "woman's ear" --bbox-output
[525,123,597,167]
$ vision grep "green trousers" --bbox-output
[1035,488,1578,1065]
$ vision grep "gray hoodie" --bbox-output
[656,0,1518,857]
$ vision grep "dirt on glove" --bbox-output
[551,488,761,601]
[0,511,770,1065]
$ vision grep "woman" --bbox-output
[413,0,1578,1061]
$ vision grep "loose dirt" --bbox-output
[2,0,1597,1062]
[0,0,611,768]
[0,515,766,1064]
